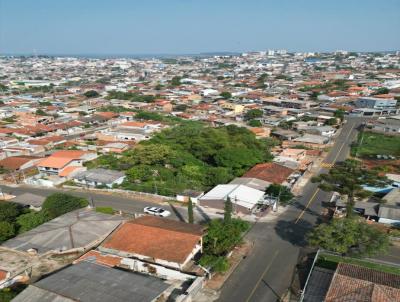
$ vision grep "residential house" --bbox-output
[243,162,295,185]
[199,184,267,214]
[378,188,400,225]
[73,168,126,188]
[325,263,400,301]
[0,156,42,172]
[36,150,97,177]
[99,216,206,271]
[12,261,171,302]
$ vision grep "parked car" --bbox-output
[143,206,171,217]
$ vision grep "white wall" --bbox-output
[120,258,196,281]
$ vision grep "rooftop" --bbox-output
[13,261,170,302]
[243,162,294,184]
[2,209,123,254]
[325,263,400,301]
[102,216,205,264]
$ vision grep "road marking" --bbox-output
[295,189,320,224]
[320,162,334,169]
[245,250,279,302]
[294,123,357,224]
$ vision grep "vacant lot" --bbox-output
[352,131,400,158]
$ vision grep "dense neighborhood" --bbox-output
[0,50,400,301]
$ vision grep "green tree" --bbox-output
[188,198,194,224]
[324,118,337,126]
[312,159,391,217]
[248,119,262,127]
[244,109,263,120]
[84,90,100,98]
[170,76,181,87]
[36,109,47,116]
[265,184,294,206]
[220,91,232,99]
[16,211,49,233]
[224,197,232,224]
[42,193,89,219]
[308,218,389,257]
[0,221,15,242]
[0,202,23,223]
[373,87,389,95]
[334,109,345,121]
[203,219,249,256]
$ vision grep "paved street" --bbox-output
[218,117,363,302]
[0,184,206,223]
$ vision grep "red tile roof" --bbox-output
[0,270,8,281]
[0,156,40,170]
[76,250,122,267]
[102,216,205,264]
[325,263,400,302]
[243,162,294,184]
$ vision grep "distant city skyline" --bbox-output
[1,0,399,55]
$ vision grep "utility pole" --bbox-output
[355,124,365,158]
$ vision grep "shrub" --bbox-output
[0,202,24,223]
[0,221,15,243]
[16,211,49,233]
[42,193,89,219]
[199,255,229,272]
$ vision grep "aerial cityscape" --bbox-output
[0,1,400,302]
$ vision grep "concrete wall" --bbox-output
[120,258,196,281]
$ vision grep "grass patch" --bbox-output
[95,207,115,215]
[317,252,400,275]
[351,131,400,158]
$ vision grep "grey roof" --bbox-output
[336,200,379,217]
[2,209,123,253]
[14,261,169,302]
[11,193,45,207]
[11,285,73,302]
[302,266,334,302]
[382,188,400,206]
[294,134,328,144]
[74,168,125,184]
[229,177,271,191]
[378,205,400,221]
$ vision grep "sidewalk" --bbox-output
[205,240,254,291]
[195,204,289,223]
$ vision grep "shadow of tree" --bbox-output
[195,205,211,224]
[168,203,186,222]
[274,219,313,247]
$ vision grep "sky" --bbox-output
[0,0,399,55]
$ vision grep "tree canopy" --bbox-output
[84,90,100,98]
[94,123,273,196]
[308,218,389,257]
[220,91,232,99]
[248,119,262,127]
[312,159,391,217]
[42,193,89,219]
[170,76,182,87]
[244,109,263,121]
[265,184,294,206]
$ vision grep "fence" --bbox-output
[62,185,174,203]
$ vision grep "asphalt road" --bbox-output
[0,184,208,223]
[218,117,364,302]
